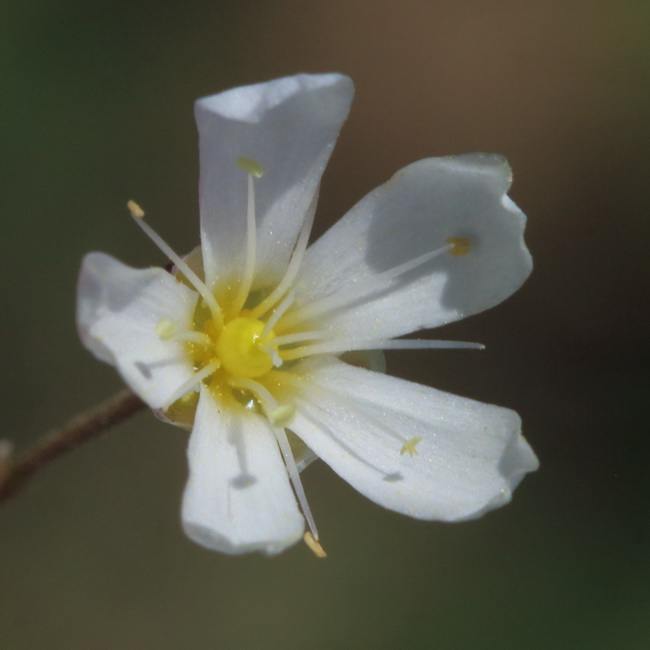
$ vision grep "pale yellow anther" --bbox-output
[156,318,177,340]
[446,237,470,256]
[236,157,265,178]
[303,532,327,558]
[127,200,145,219]
[269,404,296,429]
[400,436,423,457]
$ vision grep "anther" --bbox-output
[236,157,265,178]
[156,318,177,340]
[127,200,145,218]
[400,437,423,457]
[303,532,327,559]
[446,237,470,256]
[269,404,296,428]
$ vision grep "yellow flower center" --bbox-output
[137,155,473,430]
[215,316,276,378]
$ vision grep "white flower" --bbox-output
[77,74,538,556]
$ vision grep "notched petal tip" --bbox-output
[439,152,513,192]
[298,152,533,341]
[195,73,354,124]
[181,392,306,556]
[288,358,538,525]
[454,427,539,522]
[76,252,199,409]
[182,520,304,556]
[499,431,540,483]
[76,252,123,365]
[195,73,355,288]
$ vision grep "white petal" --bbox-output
[77,252,198,409]
[288,357,538,521]
[182,388,305,555]
[295,154,532,344]
[195,73,354,287]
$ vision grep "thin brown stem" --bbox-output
[0,389,146,504]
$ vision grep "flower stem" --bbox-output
[0,389,146,504]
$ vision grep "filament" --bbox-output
[273,426,320,541]
[248,193,318,320]
[280,243,452,330]
[163,360,221,409]
[261,291,295,339]
[281,338,484,361]
[129,207,222,325]
[229,172,258,317]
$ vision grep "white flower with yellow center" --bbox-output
[77,74,538,556]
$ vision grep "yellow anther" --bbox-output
[446,237,470,256]
[127,200,145,219]
[303,532,327,558]
[269,404,296,428]
[400,436,423,457]
[236,157,265,178]
[156,318,177,340]
[216,317,276,378]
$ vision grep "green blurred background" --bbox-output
[2,1,649,648]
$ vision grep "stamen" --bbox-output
[229,170,258,317]
[163,360,221,409]
[303,532,327,558]
[248,193,318,320]
[260,291,295,339]
[269,404,296,429]
[280,243,453,330]
[156,319,212,346]
[236,157,265,178]
[156,318,177,340]
[127,200,145,218]
[400,437,422,457]
[281,338,485,361]
[446,237,470,256]
[272,425,320,543]
[370,339,484,350]
[128,202,222,325]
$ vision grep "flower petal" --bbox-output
[77,252,198,409]
[294,155,532,345]
[182,387,305,555]
[195,73,354,288]
[288,357,538,521]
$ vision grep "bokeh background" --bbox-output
[2,1,649,648]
